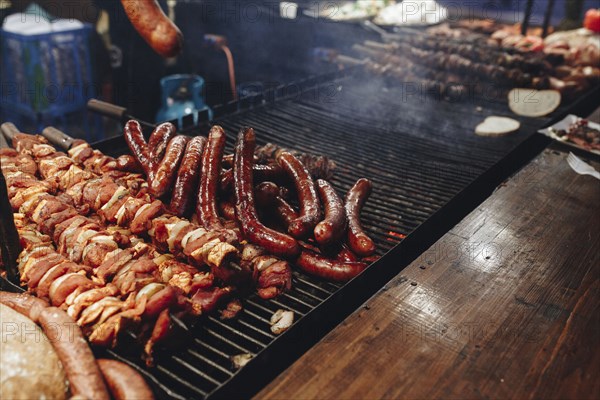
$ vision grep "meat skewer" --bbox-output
[1,149,201,347]
[355,42,540,88]
[37,127,291,298]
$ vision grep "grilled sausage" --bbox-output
[149,135,189,197]
[336,244,359,262]
[148,122,177,170]
[115,155,143,173]
[219,168,234,194]
[234,128,300,258]
[254,181,280,207]
[124,120,151,173]
[314,179,347,246]
[38,307,110,400]
[198,126,227,230]
[170,136,206,217]
[220,164,286,194]
[254,163,287,183]
[0,291,49,323]
[120,0,183,58]
[98,359,155,400]
[345,178,376,257]
[296,250,367,282]
[277,152,321,239]
[273,196,298,229]
[218,200,236,221]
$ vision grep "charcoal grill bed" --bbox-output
[2,71,599,399]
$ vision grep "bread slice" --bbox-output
[475,116,521,137]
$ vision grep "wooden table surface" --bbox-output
[256,145,600,400]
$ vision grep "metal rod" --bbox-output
[0,129,8,149]
[1,122,19,144]
[42,126,75,151]
[542,0,556,37]
[521,0,535,35]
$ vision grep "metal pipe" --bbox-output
[0,122,19,143]
[521,0,535,35]
[542,0,556,37]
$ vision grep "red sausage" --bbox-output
[149,135,189,197]
[273,196,298,229]
[254,181,279,207]
[38,307,110,400]
[296,250,367,282]
[219,168,234,194]
[98,359,155,400]
[277,152,322,239]
[198,126,227,230]
[314,179,347,246]
[124,120,151,173]
[170,136,206,217]
[120,0,183,58]
[220,164,287,194]
[218,200,236,221]
[0,291,49,323]
[234,128,300,258]
[336,244,359,263]
[148,122,177,170]
[115,155,144,173]
[254,163,287,183]
[345,178,376,257]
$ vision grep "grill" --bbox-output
[3,68,599,399]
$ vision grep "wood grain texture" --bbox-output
[257,147,600,400]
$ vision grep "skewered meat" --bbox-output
[43,131,292,298]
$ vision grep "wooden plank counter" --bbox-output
[257,146,600,399]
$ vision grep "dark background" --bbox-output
[1,0,596,125]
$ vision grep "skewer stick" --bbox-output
[521,0,535,35]
[542,0,556,38]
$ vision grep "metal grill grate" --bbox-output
[30,72,598,399]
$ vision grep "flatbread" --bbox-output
[475,116,521,137]
[508,89,561,117]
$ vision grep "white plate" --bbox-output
[538,114,600,155]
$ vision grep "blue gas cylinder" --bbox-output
[156,74,212,129]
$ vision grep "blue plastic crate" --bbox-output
[1,24,95,122]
